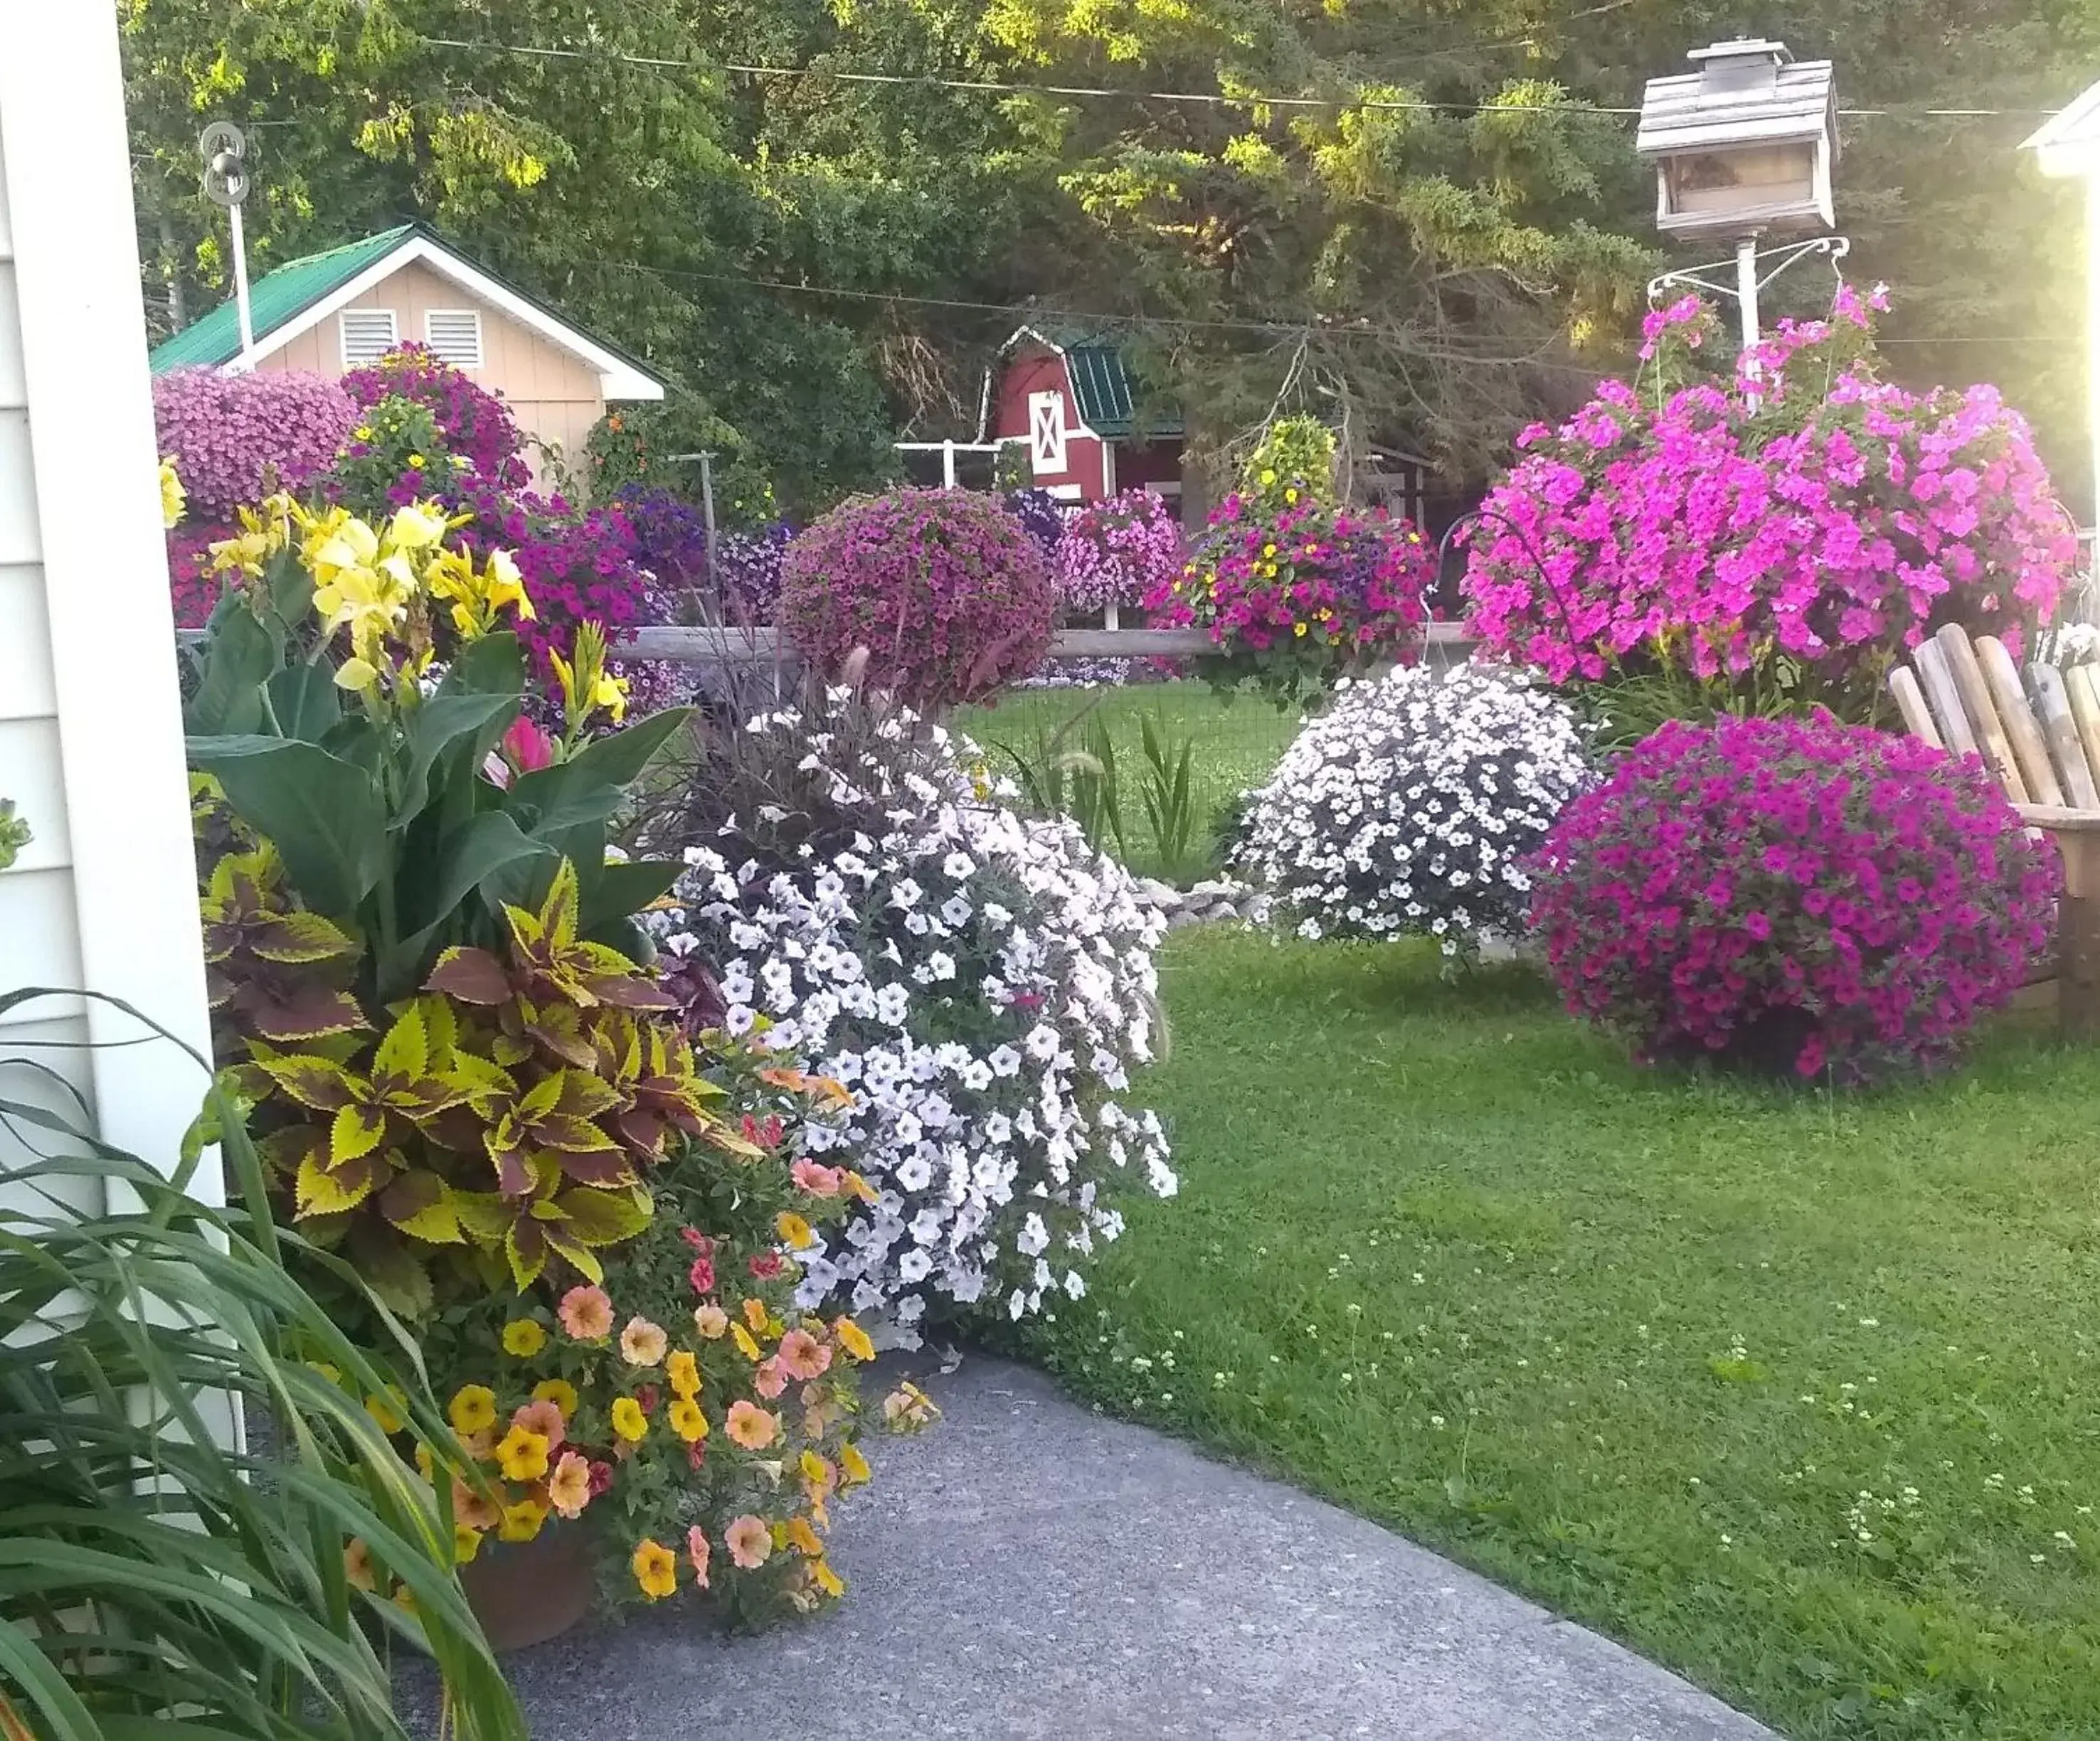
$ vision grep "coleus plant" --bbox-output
[230,862,753,1316]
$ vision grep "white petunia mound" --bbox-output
[646,690,1174,1333]
[1236,662,1596,953]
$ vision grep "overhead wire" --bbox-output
[410,34,2062,121]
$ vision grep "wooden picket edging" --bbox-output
[621,622,1481,666]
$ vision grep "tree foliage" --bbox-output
[121,0,2094,512]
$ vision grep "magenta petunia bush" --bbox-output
[340,344,529,489]
[152,368,359,517]
[1054,488,1182,614]
[1462,286,2079,720]
[1529,713,2059,1084]
[780,488,1056,707]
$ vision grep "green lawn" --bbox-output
[1024,930,2100,1740]
[956,680,1298,881]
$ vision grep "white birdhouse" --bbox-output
[1636,39,1838,240]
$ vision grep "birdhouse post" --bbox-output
[2025,80,2100,554]
[1636,39,1841,358]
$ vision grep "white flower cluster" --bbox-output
[647,691,1175,1331]
[1236,662,1595,952]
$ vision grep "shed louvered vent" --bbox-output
[425,309,484,368]
[338,308,398,365]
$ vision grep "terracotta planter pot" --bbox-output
[459,1523,595,1653]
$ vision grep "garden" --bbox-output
[6,268,2097,1741]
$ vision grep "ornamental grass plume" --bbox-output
[1528,713,2058,1083]
[1462,285,2078,720]
[779,488,1056,707]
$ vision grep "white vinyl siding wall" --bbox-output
[0,12,218,1210]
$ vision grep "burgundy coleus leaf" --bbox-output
[425,946,515,1006]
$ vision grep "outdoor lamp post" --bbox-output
[2025,82,2100,552]
[1635,38,1843,359]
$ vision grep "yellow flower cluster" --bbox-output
[205,496,531,697]
[427,1283,889,1613]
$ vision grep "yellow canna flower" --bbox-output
[159,457,186,529]
[334,655,381,693]
[385,501,450,550]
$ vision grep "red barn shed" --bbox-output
[977,326,1186,509]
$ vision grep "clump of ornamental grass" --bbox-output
[1528,713,2057,1082]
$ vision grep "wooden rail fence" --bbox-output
[620,622,1482,666]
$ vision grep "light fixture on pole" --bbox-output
[2024,82,2100,555]
[1635,38,1843,360]
[198,121,255,361]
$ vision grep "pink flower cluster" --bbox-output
[166,523,228,629]
[152,368,358,516]
[1053,489,1183,613]
[1145,485,1433,701]
[340,344,529,489]
[780,488,1056,707]
[1529,714,2058,1082]
[1462,289,2077,696]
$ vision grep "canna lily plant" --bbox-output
[183,495,689,1005]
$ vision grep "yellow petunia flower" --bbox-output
[731,1324,763,1363]
[447,1384,497,1438]
[839,1441,871,1486]
[494,1425,551,1484]
[502,1319,548,1358]
[775,1211,815,1250]
[669,1397,709,1443]
[364,1388,406,1434]
[811,1558,846,1598]
[832,1317,876,1363]
[531,1377,578,1417]
[631,1538,677,1600]
[785,1516,824,1558]
[610,1396,648,1442]
[498,1499,548,1543]
[665,1349,701,1397]
[453,1523,484,1565]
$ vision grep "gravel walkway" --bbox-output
[453,1355,1776,1741]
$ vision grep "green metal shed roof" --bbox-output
[149,225,417,371]
[1034,328,1184,440]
